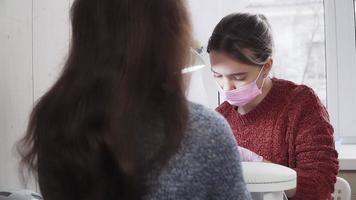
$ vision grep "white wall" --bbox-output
[33,0,71,101]
[0,0,70,191]
[0,0,33,190]
[187,0,249,46]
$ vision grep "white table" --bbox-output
[241,162,297,200]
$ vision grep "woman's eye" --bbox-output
[213,73,222,78]
[233,76,245,81]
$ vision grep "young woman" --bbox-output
[208,13,339,200]
[17,1,251,200]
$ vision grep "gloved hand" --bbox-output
[238,146,263,162]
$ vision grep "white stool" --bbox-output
[332,177,351,200]
[241,162,297,200]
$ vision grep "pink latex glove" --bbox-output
[238,146,263,162]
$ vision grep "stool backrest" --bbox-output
[332,177,351,200]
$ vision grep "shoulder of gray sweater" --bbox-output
[185,103,249,200]
[188,102,229,130]
[187,102,238,149]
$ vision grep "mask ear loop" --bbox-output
[255,65,267,91]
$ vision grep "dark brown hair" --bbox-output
[17,0,192,199]
[207,13,273,66]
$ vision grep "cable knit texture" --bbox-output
[143,103,251,200]
[216,78,339,200]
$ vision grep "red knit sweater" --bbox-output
[216,78,339,200]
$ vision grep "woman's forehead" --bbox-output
[209,52,257,75]
[210,51,251,66]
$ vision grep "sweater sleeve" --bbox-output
[288,86,339,200]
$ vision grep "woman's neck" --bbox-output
[237,78,273,115]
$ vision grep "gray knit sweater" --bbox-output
[143,103,251,200]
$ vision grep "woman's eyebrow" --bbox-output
[211,68,247,75]
[229,72,247,76]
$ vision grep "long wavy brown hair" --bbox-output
[17,0,192,199]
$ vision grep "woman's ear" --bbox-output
[263,58,273,78]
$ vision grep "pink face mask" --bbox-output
[217,67,266,107]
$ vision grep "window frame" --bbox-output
[325,0,356,143]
